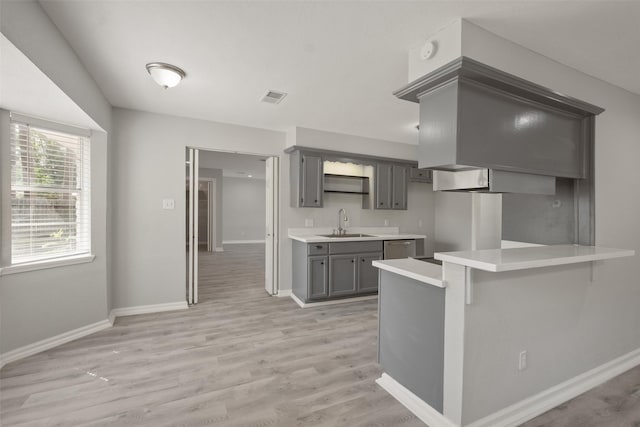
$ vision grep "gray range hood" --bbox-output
[394,57,604,194]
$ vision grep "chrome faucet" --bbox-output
[336,208,348,235]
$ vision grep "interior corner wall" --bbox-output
[198,168,223,249]
[222,177,266,243]
[0,0,112,356]
[111,108,285,309]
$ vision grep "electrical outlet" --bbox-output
[162,199,175,210]
[518,350,528,371]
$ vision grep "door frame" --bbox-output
[185,147,281,298]
[198,177,216,252]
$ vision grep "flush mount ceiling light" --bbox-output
[146,62,186,89]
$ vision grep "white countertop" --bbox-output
[435,244,635,272]
[373,258,444,288]
[288,227,426,243]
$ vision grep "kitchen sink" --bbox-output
[318,233,375,238]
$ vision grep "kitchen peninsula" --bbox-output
[373,244,634,427]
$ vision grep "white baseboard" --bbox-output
[222,240,265,244]
[377,347,640,427]
[291,293,378,308]
[215,247,224,252]
[0,301,190,370]
[0,319,112,370]
[376,373,459,427]
[276,289,292,297]
[468,347,640,427]
[109,301,188,318]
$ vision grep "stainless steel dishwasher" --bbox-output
[383,240,416,259]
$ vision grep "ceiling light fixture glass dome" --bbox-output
[146,62,186,89]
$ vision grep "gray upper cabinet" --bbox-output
[358,253,382,293]
[375,163,408,210]
[410,167,432,183]
[290,151,323,208]
[392,165,408,210]
[375,163,393,209]
[329,254,358,297]
[308,255,329,299]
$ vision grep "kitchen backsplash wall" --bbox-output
[287,181,436,255]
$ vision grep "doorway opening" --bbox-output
[186,148,279,304]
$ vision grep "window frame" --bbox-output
[0,111,95,276]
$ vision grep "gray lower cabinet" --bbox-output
[329,254,357,297]
[308,256,328,299]
[358,253,382,293]
[292,240,383,303]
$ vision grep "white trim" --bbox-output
[109,301,188,318]
[276,289,292,298]
[215,247,224,252]
[377,348,640,427]
[290,293,378,308]
[223,240,266,244]
[0,301,191,370]
[0,254,95,276]
[0,319,111,369]
[467,347,640,427]
[376,373,459,427]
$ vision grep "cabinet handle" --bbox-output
[361,259,365,262]
[351,260,355,263]
[315,245,323,249]
[395,202,399,206]
[320,262,324,265]
[314,199,318,203]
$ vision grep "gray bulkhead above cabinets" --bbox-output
[393,56,604,245]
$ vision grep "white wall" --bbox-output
[111,108,285,309]
[0,1,111,355]
[413,20,640,423]
[222,177,266,243]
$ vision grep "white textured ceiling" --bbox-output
[0,34,99,130]
[39,1,640,145]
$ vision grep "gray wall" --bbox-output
[222,177,266,242]
[111,108,285,309]
[0,1,111,354]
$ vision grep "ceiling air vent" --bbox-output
[261,90,287,104]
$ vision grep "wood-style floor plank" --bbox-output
[1,243,638,427]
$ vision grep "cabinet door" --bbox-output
[358,252,382,294]
[301,154,323,207]
[392,165,408,210]
[308,256,328,299]
[329,254,357,297]
[375,163,393,209]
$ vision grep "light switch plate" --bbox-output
[162,199,175,210]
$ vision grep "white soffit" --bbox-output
[0,34,100,131]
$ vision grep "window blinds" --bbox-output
[10,121,91,264]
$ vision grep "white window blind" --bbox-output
[10,120,91,264]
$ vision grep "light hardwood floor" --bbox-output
[1,244,638,426]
